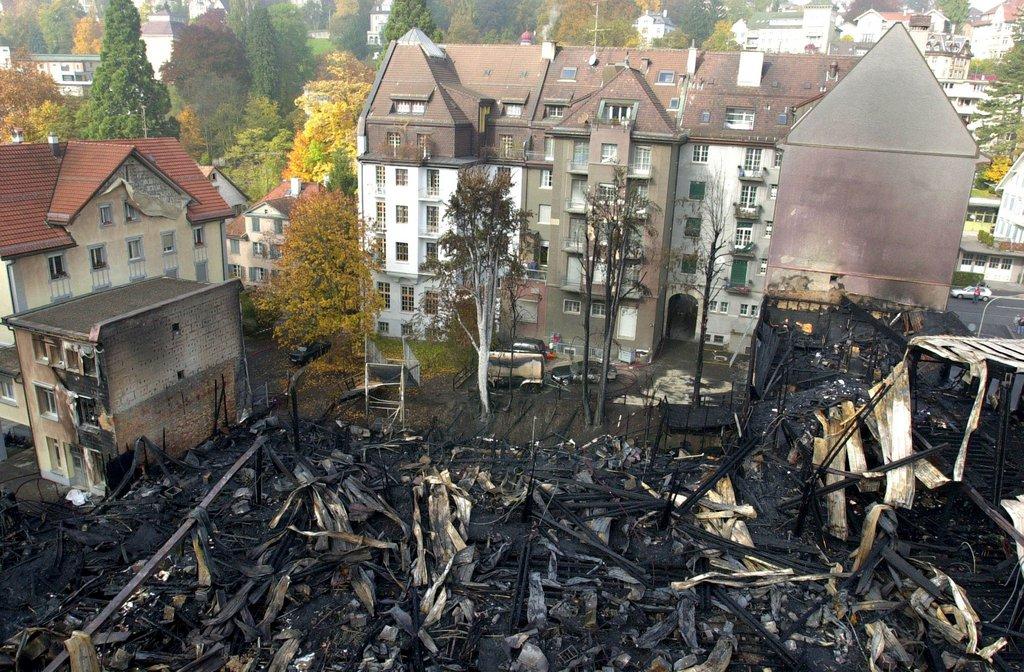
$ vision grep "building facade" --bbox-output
[226,178,319,286]
[0,137,232,440]
[200,165,249,215]
[358,31,857,356]
[24,54,99,96]
[141,9,182,80]
[957,236,1024,285]
[844,9,948,43]
[732,4,838,54]
[994,152,1024,245]
[367,0,393,47]
[968,0,1022,59]
[635,11,678,47]
[4,278,246,492]
[767,24,981,310]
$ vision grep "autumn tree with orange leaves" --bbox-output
[72,15,103,54]
[255,190,381,357]
[286,51,374,183]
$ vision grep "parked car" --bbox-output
[949,285,993,301]
[498,337,554,360]
[550,361,618,385]
[289,340,331,366]
[487,351,545,389]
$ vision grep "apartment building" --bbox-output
[359,30,859,358]
[226,178,318,286]
[23,54,100,96]
[968,0,1023,59]
[732,4,839,54]
[767,24,981,310]
[367,0,393,47]
[670,50,854,351]
[635,10,678,47]
[0,136,232,441]
[3,278,246,491]
[844,9,948,43]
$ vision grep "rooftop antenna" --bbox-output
[589,0,605,66]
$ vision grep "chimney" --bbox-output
[686,45,698,76]
[290,176,301,197]
[736,50,764,87]
[541,41,556,61]
[11,128,24,144]
[47,132,61,158]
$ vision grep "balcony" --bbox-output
[419,225,441,238]
[565,198,588,214]
[483,146,525,162]
[628,164,653,179]
[373,184,386,197]
[734,203,762,219]
[568,158,589,173]
[525,267,548,282]
[369,221,387,236]
[419,188,442,201]
[524,150,553,163]
[724,282,752,296]
[731,241,757,258]
[389,142,434,163]
[562,237,585,252]
[737,166,767,182]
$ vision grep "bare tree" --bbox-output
[434,167,529,418]
[576,168,658,425]
[686,170,731,407]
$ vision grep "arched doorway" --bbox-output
[666,293,698,340]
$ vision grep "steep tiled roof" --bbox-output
[0,138,232,259]
[557,66,680,138]
[226,213,246,239]
[680,51,858,143]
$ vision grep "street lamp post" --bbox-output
[976,296,1023,336]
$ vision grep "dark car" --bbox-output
[500,337,553,360]
[550,361,618,385]
[289,340,331,366]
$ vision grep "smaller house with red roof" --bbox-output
[226,177,320,285]
[0,135,233,447]
[969,0,1024,58]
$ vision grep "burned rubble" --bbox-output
[1,296,1023,672]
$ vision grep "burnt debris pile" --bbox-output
[1,296,1023,671]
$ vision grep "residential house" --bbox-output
[3,278,247,492]
[367,0,393,47]
[968,0,1023,59]
[357,29,856,357]
[993,152,1024,246]
[188,0,227,20]
[766,24,982,310]
[226,178,319,285]
[24,54,99,96]
[843,9,949,43]
[141,9,182,80]
[669,50,854,351]
[957,236,1024,285]
[635,10,678,47]
[0,45,11,70]
[0,136,233,444]
[200,165,249,215]
[732,4,839,54]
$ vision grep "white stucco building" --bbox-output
[141,9,182,80]
[732,4,838,54]
[844,9,948,43]
[24,54,100,96]
[995,154,1024,245]
[367,0,393,47]
[968,0,1021,59]
[635,10,677,47]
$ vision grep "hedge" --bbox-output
[951,271,984,288]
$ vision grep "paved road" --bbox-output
[947,294,1024,337]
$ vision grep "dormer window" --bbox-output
[724,107,755,130]
[602,102,634,122]
[544,105,564,119]
[656,70,675,84]
[504,103,523,117]
[394,100,425,115]
[560,66,578,81]
[668,98,680,111]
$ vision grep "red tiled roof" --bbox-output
[227,179,322,238]
[0,144,72,258]
[130,137,235,223]
[0,137,232,259]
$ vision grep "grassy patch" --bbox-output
[308,38,334,58]
[972,187,998,199]
[370,335,475,378]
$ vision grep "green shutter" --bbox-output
[684,217,701,236]
[730,260,748,285]
[689,181,706,200]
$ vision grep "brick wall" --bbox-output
[100,281,246,457]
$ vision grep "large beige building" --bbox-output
[0,136,233,443]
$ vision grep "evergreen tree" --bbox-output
[269,4,314,107]
[977,16,1024,156]
[382,0,438,43]
[83,0,174,138]
[245,5,279,100]
[674,0,720,45]
[39,0,85,54]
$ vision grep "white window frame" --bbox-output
[47,253,67,280]
[126,237,144,261]
[88,244,107,270]
[161,231,176,254]
[540,169,553,189]
[0,375,16,404]
[563,299,581,315]
[724,108,755,130]
[600,143,618,164]
[98,203,114,226]
[192,225,205,247]
[35,383,58,420]
[692,144,709,163]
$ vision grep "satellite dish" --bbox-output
[588,53,598,66]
